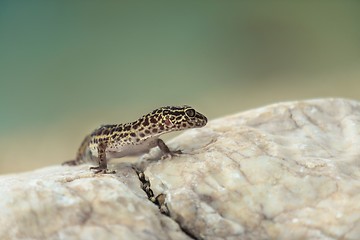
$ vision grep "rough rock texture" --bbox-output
[1,98,360,240]
[0,165,190,240]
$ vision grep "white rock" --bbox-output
[0,165,191,240]
[144,98,360,240]
[0,98,359,240]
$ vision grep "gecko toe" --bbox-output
[161,150,183,160]
[90,166,116,174]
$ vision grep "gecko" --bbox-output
[63,105,207,173]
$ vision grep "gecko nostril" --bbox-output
[203,116,208,123]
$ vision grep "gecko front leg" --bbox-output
[90,141,116,174]
[157,139,182,159]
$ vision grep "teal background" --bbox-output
[1,1,360,173]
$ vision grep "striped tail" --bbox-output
[62,134,92,166]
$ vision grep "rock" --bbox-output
[140,98,360,240]
[1,98,359,240]
[0,165,191,240]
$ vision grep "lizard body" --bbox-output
[63,105,207,173]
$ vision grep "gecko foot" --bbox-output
[161,149,183,160]
[90,166,116,174]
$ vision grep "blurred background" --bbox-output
[1,1,359,174]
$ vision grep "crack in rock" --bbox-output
[133,166,170,216]
[132,166,200,240]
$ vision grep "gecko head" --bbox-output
[159,105,208,131]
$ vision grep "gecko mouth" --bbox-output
[195,112,208,127]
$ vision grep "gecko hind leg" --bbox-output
[90,142,116,174]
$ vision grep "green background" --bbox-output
[1,1,360,173]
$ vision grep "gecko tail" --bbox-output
[62,134,92,166]
[62,159,81,166]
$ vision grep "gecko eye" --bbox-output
[185,108,195,117]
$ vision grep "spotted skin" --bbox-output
[63,105,207,173]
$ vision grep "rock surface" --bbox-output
[1,98,360,240]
